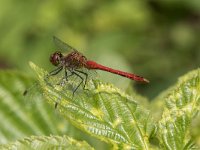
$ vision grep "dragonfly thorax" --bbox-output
[63,51,87,69]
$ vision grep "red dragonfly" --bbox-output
[48,36,149,97]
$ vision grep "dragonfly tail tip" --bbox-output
[143,78,150,83]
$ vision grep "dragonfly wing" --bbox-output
[53,36,77,52]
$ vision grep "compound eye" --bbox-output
[50,51,62,66]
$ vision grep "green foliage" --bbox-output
[29,62,155,149]
[0,63,200,150]
[0,70,69,142]
[158,69,200,149]
[0,64,199,149]
[0,69,107,149]
[0,135,94,150]
[0,0,200,149]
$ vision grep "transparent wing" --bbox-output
[53,36,77,52]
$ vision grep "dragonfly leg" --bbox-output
[44,66,63,88]
[65,68,74,81]
[65,67,68,81]
[55,68,75,108]
[56,67,73,86]
[75,69,88,90]
[48,66,63,77]
[71,71,84,96]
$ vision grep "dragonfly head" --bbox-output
[50,51,63,66]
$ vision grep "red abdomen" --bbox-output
[86,60,149,83]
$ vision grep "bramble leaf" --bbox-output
[0,69,106,149]
[158,69,200,149]
[30,62,155,149]
[0,135,94,150]
[0,70,68,143]
[0,63,199,149]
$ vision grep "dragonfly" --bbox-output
[48,36,149,97]
[24,36,149,108]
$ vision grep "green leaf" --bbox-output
[30,62,155,149]
[0,135,94,150]
[0,70,69,143]
[158,69,200,149]
[0,69,109,149]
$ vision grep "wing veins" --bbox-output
[53,36,77,52]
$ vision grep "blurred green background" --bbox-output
[0,0,199,99]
